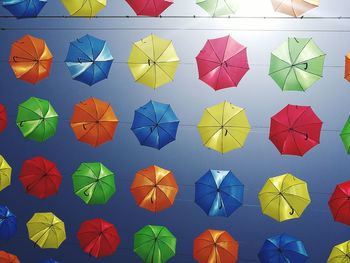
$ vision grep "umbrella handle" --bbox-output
[289,208,295,215]
[151,196,154,203]
[225,129,228,136]
[294,37,299,43]
[224,61,228,67]
[78,58,82,64]
[19,121,24,127]
[13,56,17,63]
[305,133,309,140]
[304,63,308,70]
[148,59,151,66]
[82,124,87,130]
[84,190,90,196]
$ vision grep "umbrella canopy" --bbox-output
[271,0,319,17]
[19,156,62,199]
[128,34,179,89]
[77,218,120,258]
[258,173,311,222]
[134,225,176,263]
[193,229,238,263]
[328,240,350,263]
[196,0,239,16]
[27,212,66,249]
[65,34,113,86]
[196,35,249,91]
[61,0,106,16]
[0,206,17,240]
[195,170,244,217]
[258,234,308,263]
[0,104,7,133]
[72,162,116,204]
[0,251,20,263]
[126,0,173,16]
[340,116,350,154]
[70,97,118,147]
[16,97,58,142]
[40,259,58,263]
[0,155,11,192]
[269,104,323,156]
[269,37,325,91]
[345,53,350,83]
[328,181,350,227]
[9,34,53,85]
[2,0,47,18]
[131,165,179,212]
[131,100,179,149]
[197,101,250,154]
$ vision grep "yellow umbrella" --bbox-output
[328,240,350,263]
[128,34,180,89]
[197,101,250,154]
[0,155,11,192]
[258,173,311,222]
[27,212,66,249]
[61,0,106,17]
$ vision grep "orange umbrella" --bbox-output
[271,0,319,17]
[70,97,118,147]
[130,165,179,212]
[0,250,20,263]
[345,53,350,83]
[193,229,239,263]
[8,35,53,85]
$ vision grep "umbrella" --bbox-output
[77,218,120,258]
[70,97,118,147]
[27,212,66,249]
[271,0,319,17]
[2,0,47,18]
[72,162,116,204]
[345,53,350,83]
[134,225,176,263]
[130,165,179,212]
[196,35,249,91]
[269,104,323,156]
[328,240,350,263]
[196,0,240,16]
[269,37,325,91]
[258,173,311,222]
[16,97,58,142]
[9,34,53,85]
[0,206,17,240]
[40,259,58,263]
[126,0,173,16]
[258,234,308,263]
[19,156,62,199]
[131,100,179,149]
[195,170,244,217]
[0,104,7,133]
[328,180,350,227]
[61,0,106,17]
[193,229,238,263]
[0,251,20,263]
[128,34,179,89]
[0,155,12,192]
[197,101,250,154]
[65,35,113,86]
[340,116,350,154]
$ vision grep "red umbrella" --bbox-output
[19,156,62,199]
[126,0,173,16]
[196,35,249,91]
[77,218,120,258]
[328,181,350,226]
[269,104,323,156]
[0,104,7,133]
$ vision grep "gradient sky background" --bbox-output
[0,0,350,262]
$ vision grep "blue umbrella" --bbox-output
[65,34,113,86]
[195,170,244,217]
[131,100,179,150]
[0,205,17,240]
[2,0,47,18]
[258,234,308,263]
[39,259,58,263]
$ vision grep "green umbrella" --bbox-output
[269,38,325,91]
[196,0,239,16]
[72,162,116,205]
[134,225,176,263]
[341,116,350,154]
[16,97,58,142]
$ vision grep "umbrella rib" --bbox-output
[155,63,175,82]
[281,67,293,91]
[72,0,89,16]
[18,105,42,119]
[273,0,288,12]
[292,38,312,65]
[12,42,36,60]
[207,39,222,63]
[202,127,222,146]
[70,42,93,61]
[222,108,244,126]
[157,104,171,123]
[196,57,221,65]
[204,109,222,126]
[225,129,244,147]
[224,47,247,65]
[223,0,236,15]
[155,41,172,62]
